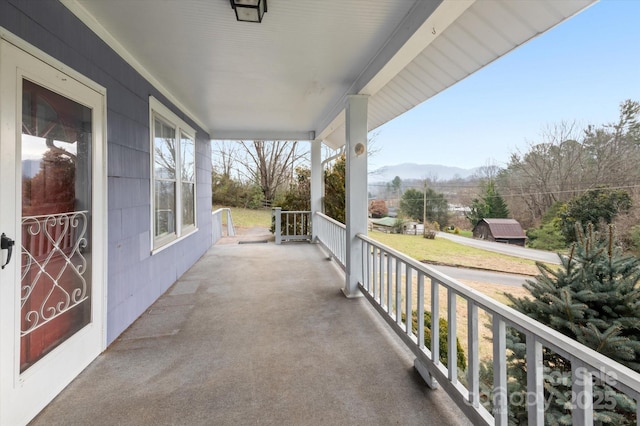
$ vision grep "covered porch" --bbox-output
[5,0,636,424]
[30,236,469,425]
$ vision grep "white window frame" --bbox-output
[149,96,197,252]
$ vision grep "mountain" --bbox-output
[369,163,478,182]
[23,159,42,178]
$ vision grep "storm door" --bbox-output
[0,39,106,425]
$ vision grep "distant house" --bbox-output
[403,221,422,235]
[369,217,397,233]
[472,219,526,246]
[448,204,471,217]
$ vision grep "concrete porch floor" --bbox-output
[31,239,471,425]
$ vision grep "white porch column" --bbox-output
[310,139,322,241]
[344,95,369,298]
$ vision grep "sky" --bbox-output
[369,0,640,171]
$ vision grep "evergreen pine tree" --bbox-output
[481,223,640,424]
[324,155,345,223]
[485,180,510,219]
[467,179,510,227]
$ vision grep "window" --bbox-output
[150,97,197,250]
[181,131,195,228]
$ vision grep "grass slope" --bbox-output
[214,206,272,228]
[370,230,542,276]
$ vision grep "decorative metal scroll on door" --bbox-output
[20,210,88,336]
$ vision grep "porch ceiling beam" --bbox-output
[316,0,474,143]
[210,130,316,142]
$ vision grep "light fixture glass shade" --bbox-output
[232,0,266,23]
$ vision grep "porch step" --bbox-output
[216,226,273,245]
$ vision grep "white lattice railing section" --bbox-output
[314,212,346,269]
[356,234,640,425]
[21,211,89,336]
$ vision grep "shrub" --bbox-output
[526,220,566,251]
[245,184,265,209]
[403,311,466,370]
[630,225,640,254]
[423,221,439,239]
[559,187,632,243]
[391,219,405,234]
[212,172,265,209]
[445,226,461,234]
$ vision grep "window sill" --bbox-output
[151,227,199,255]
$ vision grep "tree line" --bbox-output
[371,100,640,253]
[212,140,346,221]
[212,140,307,209]
[501,100,640,225]
[498,100,640,252]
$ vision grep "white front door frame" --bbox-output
[0,33,108,425]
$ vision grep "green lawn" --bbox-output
[455,230,473,238]
[369,230,542,276]
[214,206,272,228]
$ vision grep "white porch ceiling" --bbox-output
[63,0,594,148]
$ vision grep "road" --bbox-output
[436,232,561,264]
[385,256,532,287]
[429,264,530,287]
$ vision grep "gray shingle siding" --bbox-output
[1,0,213,345]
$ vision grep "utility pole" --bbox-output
[422,179,427,237]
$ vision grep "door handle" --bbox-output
[1,233,15,269]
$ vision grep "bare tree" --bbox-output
[473,159,502,182]
[211,140,238,178]
[583,99,640,189]
[238,140,306,202]
[501,101,640,227]
[501,121,585,225]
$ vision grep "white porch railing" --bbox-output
[272,207,311,244]
[311,221,640,424]
[354,233,640,425]
[212,208,235,244]
[314,212,346,269]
